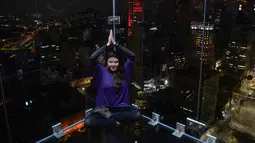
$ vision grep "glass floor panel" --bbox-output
[36,115,206,143]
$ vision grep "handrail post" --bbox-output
[52,123,65,139]
[148,112,160,126]
[172,122,186,138]
[205,134,218,143]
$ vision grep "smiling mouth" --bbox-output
[111,67,117,70]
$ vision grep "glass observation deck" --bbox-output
[33,93,217,143]
[0,69,217,143]
[35,108,217,143]
[2,0,255,142]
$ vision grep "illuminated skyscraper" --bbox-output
[128,0,144,27]
[128,0,144,36]
[174,67,219,125]
[225,41,249,78]
[173,52,189,70]
[237,0,247,11]
[129,25,144,65]
[190,21,215,67]
[36,34,60,86]
[128,0,145,85]
[238,0,255,25]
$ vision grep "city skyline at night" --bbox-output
[1,0,255,143]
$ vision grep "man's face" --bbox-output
[107,57,119,72]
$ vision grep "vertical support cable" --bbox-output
[196,0,207,120]
[112,0,116,39]
[0,73,12,143]
[113,0,116,51]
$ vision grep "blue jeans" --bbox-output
[84,106,142,128]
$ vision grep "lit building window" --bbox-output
[239,4,242,11]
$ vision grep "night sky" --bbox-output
[1,0,128,15]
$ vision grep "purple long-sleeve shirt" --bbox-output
[95,58,133,109]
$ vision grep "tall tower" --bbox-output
[36,31,60,86]
[128,0,144,36]
[190,21,215,68]
[128,0,144,27]
[128,0,144,85]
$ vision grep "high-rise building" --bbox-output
[144,10,153,25]
[190,21,215,67]
[36,34,60,86]
[174,67,219,125]
[200,74,219,124]
[248,37,255,70]
[128,0,144,27]
[233,0,255,26]
[128,0,144,36]
[129,24,144,85]
[213,0,231,61]
[128,27,143,56]
[225,41,249,78]
[237,0,247,11]
[128,0,145,84]
[173,52,189,70]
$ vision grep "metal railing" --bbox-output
[36,105,218,143]
[0,67,219,143]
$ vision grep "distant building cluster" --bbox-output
[1,0,255,142]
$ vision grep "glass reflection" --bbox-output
[1,0,255,142]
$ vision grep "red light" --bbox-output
[135,0,141,7]
[134,7,143,13]
[128,30,132,36]
[128,4,131,27]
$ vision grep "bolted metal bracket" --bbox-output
[186,117,206,134]
[85,108,93,118]
[172,122,185,138]
[132,103,139,109]
[148,112,160,126]
[206,134,218,143]
[108,16,120,25]
[52,123,65,139]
